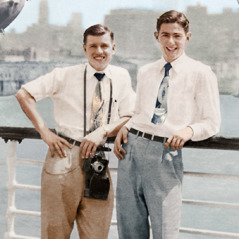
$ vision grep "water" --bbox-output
[0,95,239,238]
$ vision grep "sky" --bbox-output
[5,0,239,33]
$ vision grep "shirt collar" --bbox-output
[170,52,187,74]
[160,52,187,75]
[86,63,112,80]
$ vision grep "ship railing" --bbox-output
[0,126,239,239]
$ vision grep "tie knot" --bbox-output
[94,72,105,81]
[164,63,172,77]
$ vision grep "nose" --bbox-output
[96,46,103,54]
[168,36,175,45]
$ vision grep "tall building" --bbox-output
[104,5,239,94]
[0,0,84,61]
[104,9,163,60]
[38,0,49,26]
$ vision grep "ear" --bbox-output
[186,32,191,41]
[112,43,116,54]
[83,44,86,53]
[154,32,159,40]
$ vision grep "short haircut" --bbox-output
[156,10,190,33]
[83,24,114,45]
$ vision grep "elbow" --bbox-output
[15,88,35,104]
[15,89,23,102]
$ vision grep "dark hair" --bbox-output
[83,24,114,45]
[156,10,190,33]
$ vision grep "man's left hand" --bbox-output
[79,127,107,158]
[165,126,193,150]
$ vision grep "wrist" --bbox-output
[38,124,49,136]
[102,124,110,138]
[187,126,194,139]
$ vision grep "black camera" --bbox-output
[82,153,110,200]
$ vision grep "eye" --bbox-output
[101,44,109,49]
[160,33,169,39]
[174,34,182,39]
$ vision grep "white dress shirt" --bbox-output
[23,63,136,141]
[126,53,221,141]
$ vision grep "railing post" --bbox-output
[4,141,17,239]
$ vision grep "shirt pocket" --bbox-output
[110,98,120,122]
[105,97,119,123]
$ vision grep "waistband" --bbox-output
[129,128,165,143]
[59,134,81,146]
[58,134,111,151]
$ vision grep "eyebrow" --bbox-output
[160,32,183,35]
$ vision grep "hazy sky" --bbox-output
[6,0,239,33]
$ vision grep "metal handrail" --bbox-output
[1,126,239,239]
[1,126,239,150]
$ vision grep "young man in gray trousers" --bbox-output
[114,10,220,239]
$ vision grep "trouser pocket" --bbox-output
[43,146,80,175]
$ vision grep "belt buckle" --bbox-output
[149,133,154,141]
[69,138,76,146]
[141,132,154,141]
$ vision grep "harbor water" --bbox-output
[0,94,239,238]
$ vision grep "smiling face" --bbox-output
[155,22,191,63]
[83,32,115,71]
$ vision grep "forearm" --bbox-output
[80,117,130,158]
[190,70,221,141]
[16,88,71,157]
[103,116,130,137]
[15,88,48,135]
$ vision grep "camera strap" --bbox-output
[83,65,113,137]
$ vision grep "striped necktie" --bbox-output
[89,72,105,132]
[151,62,172,124]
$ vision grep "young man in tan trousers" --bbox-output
[16,24,135,239]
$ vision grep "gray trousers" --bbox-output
[117,132,183,239]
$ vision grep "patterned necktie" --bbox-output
[89,73,105,132]
[151,62,172,124]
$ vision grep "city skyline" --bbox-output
[1,2,238,95]
[5,0,239,33]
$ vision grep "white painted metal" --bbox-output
[4,140,239,239]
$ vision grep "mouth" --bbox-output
[166,47,177,52]
[94,55,105,61]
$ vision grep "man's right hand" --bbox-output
[114,126,129,160]
[40,128,71,158]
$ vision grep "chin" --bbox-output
[95,65,106,71]
[166,54,179,62]
[90,62,104,71]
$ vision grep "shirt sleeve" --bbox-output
[22,68,63,101]
[189,67,221,141]
[124,67,144,130]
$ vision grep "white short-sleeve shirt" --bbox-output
[23,63,136,140]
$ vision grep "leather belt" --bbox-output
[59,134,81,146]
[129,128,165,143]
[58,134,111,151]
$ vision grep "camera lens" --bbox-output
[91,161,104,173]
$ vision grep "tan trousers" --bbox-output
[41,145,114,239]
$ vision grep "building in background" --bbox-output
[0,0,84,62]
[104,4,239,94]
[0,0,238,95]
